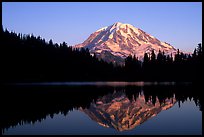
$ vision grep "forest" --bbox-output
[1,27,203,83]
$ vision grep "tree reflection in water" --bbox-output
[0,82,202,134]
[81,91,176,131]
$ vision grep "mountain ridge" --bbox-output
[75,22,178,64]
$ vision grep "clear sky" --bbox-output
[2,2,202,52]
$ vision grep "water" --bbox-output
[1,82,202,135]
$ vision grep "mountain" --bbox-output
[75,22,177,65]
[79,91,176,131]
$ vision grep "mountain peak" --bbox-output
[113,22,123,26]
[111,22,137,29]
[75,22,177,65]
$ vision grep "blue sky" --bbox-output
[2,2,202,52]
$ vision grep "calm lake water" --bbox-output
[1,82,202,135]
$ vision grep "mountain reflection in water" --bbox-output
[81,91,176,131]
[1,82,202,134]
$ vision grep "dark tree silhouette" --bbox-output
[1,27,202,82]
[1,83,202,134]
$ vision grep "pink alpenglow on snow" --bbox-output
[75,22,178,64]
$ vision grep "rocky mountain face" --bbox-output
[79,91,176,131]
[75,22,177,64]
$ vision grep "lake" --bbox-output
[1,82,202,135]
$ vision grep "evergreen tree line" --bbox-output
[1,28,202,82]
[124,44,202,82]
[1,28,119,82]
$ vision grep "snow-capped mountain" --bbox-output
[75,22,177,64]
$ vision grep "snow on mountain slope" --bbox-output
[75,22,178,64]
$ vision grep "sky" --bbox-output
[2,2,202,52]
